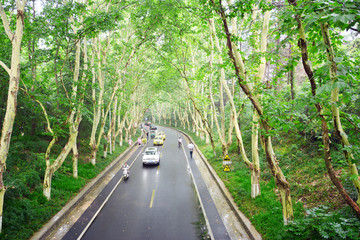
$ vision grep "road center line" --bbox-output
[149,189,155,208]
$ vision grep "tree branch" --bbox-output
[0,60,10,75]
[349,27,360,33]
[0,3,14,40]
[341,114,360,134]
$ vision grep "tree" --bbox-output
[0,0,28,232]
[288,0,360,218]
[43,0,89,199]
[210,0,294,224]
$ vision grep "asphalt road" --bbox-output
[63,127,208,240]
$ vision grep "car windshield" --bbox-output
[145,150,156,155]
[155,137,161,140]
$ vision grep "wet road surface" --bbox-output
[62,127,208,240]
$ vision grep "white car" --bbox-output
[142,147,160,165]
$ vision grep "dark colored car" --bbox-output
[150,130,157,139]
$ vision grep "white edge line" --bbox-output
[77,145,146,240]
[182,139,215,240]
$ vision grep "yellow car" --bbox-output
[153,136,164,146]
[158,131,166,140]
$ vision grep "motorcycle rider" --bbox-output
[123,162,130,178]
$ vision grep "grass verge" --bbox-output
[0,132,139,240]
[175,126,360,240]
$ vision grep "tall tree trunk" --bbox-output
[115,96,122,146]
[72,137,78,179]
[251,111,261,198]
[117,111,127,147]
[213,0,294,223]
[250,0,271,198]
[28,0,37,92]
[43,1,89,196]
[92,36,137,163]
[208,19,229,155]
[320,22,360,205]
[183,76,216,155]
[209,17,252,169]
[103,107,111,158]
[288,44,295,100]
[111,97,118,152]
[89,37,105,165]
[289,0,360,217]
[290,68,295,100]
[43,130,77,199]
[0,1,27,232]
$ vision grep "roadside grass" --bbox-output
[173,125,360,240]
[0,132,138,240]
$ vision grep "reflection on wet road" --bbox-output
[77,127,206,240]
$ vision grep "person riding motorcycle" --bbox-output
[123,162,130,179]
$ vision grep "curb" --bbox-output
[31,143,138,240]
[173,127,262,240]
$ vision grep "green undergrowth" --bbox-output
[0,133,139,240]
[172,125,360,240]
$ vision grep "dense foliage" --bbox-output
[1,133,133,239]
[0,0,359,239]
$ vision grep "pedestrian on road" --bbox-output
[137,137,142,146]
[187,142,194,158]
[178,136,182,148]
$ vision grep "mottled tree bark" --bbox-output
[289,0,360,217]
[0,1,27,231]
[319,22,360,205]
[213,0,294,223]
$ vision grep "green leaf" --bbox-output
[350,175,359,181]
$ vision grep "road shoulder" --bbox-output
[30,144,138,240]
[177,128,263,240]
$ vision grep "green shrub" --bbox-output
[52,174,86,192]
[78,162,97,179]
[5,179,31,199]
[174,121,360,240]
[0,129,138,240]
[280,206,360,240]
[3,199,38,240]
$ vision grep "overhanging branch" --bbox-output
[0,4,14,40]
[0,60,10,75]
